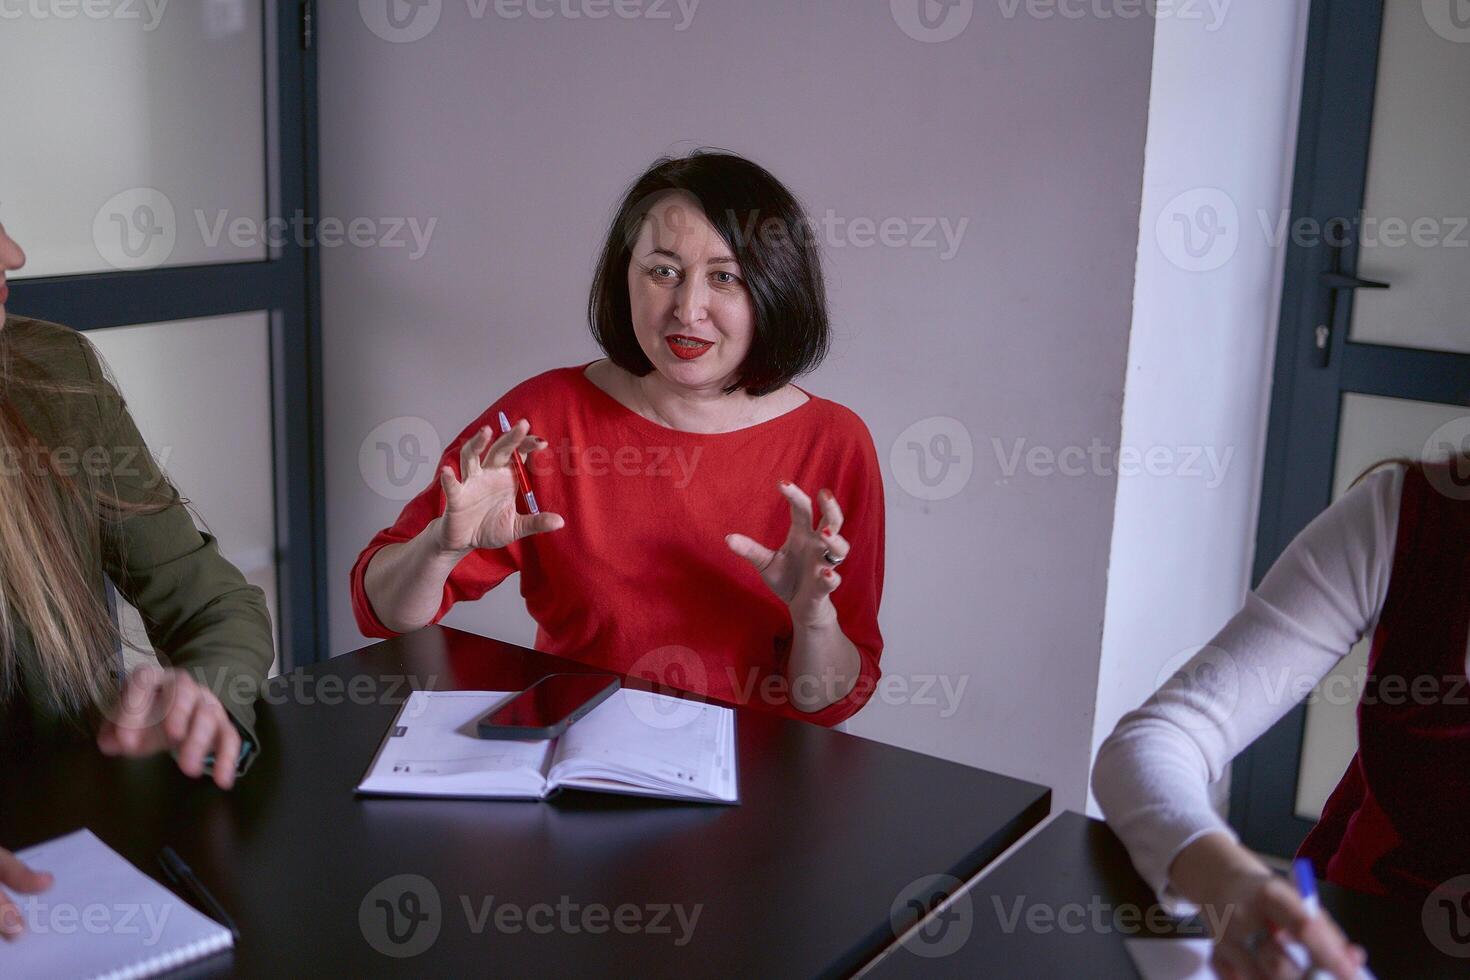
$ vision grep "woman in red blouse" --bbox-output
[352,150,885,725]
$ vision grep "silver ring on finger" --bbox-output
[822,549,845,567]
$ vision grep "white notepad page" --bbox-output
[1124,937,1379,980]
[0,829,234,980]
[1124,938,1215,979]
[357,691,554,797]
[550,687,737,801]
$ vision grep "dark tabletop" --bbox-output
[0,626,1050,979]
[866,811,1470,978]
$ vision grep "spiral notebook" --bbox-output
[0,829,234,980]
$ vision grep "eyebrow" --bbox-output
[643,247,738,265]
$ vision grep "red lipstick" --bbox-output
[666,334,714,360]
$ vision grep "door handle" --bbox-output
[1319,271,1390,291]
[1312,219,1391,368]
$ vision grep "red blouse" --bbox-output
[350,361,886,726]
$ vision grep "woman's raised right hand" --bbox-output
[435,417,564,553]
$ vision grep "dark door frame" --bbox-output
[1231,0,1470,857]
[7,1,326,673]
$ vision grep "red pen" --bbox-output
[498,411,540,514]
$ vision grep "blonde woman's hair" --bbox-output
[0,321,179,714]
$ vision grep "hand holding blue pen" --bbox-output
[1278,858,1376,980]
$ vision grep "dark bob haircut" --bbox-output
[587,149,830,397]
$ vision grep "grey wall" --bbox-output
[319,0,1154,810]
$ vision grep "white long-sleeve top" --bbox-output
[1091,463,1424,902]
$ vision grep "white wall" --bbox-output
[1089,1,1313,812]
[319,2,1155,812]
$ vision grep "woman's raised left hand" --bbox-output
[726,481,850,628]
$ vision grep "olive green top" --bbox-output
[1,315,273,773]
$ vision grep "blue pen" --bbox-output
[1284,860,1325,977]
[1292,857,1319,916]
[1290,858,1377,980]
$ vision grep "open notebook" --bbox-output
[357,688,739,803]
[0,829,234,980]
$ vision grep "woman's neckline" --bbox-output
[574,359,818,438]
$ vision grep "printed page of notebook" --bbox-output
[1124,938,1215,979]
[0,828,233,980]
[1124,937,1377,980]
[357,691,555,796]
[548,688,734,799]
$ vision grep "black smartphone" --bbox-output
[475,673,621,740]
